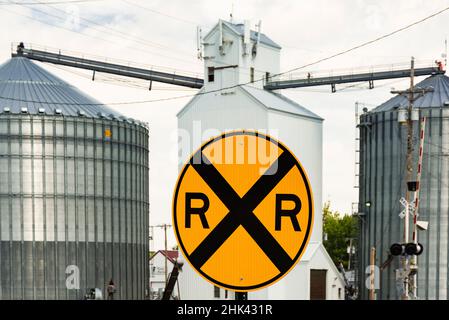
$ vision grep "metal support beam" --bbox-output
[264,67,445,90]
[213,64,238,70]
[13,47,204,89]
[12,44,445,93]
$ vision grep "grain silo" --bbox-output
[0,55,149,299]
[358,73,449,300]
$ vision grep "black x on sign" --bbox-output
[173,131,313,291]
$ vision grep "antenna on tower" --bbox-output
[230,3,234,22]
[252,20,262,57]
[196,26,203,60]
[243,20,250,56]
[219,19,224,55]
[444,37,447,67]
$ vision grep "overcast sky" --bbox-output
[1,0,448,250]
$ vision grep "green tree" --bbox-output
[323,201,358,269]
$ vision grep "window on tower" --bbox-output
[213,285,220,298]
[208,67,215,82]
[266,72,270,83]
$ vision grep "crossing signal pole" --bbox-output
[391,57,434,300]
[410,117,426,298]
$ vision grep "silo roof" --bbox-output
[373,74,449,112]
[0,57,124,118]
[240,85,323,120]
[223,21,282,49]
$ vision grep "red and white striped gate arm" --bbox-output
[412,116,426,243]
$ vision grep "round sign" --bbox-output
[173,131,313,291]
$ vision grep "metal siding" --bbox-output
[358,106,449,299]
[0,115,149,299]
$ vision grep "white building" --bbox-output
[177,19,345,300]
[149,250,179,300]
[178,250,236,300]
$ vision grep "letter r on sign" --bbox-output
[185,192,210,228]
[275,194,301,231]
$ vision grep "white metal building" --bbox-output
[177,19,344,300]
[149,250,179,300]
[178,251,236,300]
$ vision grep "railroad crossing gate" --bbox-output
[173,131,314,291]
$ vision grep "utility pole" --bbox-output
[153,224,173,287]
[347,238,355,270]
[404,57,414,300]
[164,224,168,286]
[410,117,426,299]
[391,57,434,300]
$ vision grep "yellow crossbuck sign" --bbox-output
[173,131,314,291]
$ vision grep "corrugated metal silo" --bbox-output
[358,73,449,299]
[0,56,149,299]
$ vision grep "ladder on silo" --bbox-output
[354,102,361,189]
[351,201,360,299]
[352,102,367,300]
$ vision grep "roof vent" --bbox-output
[55,109,62,115]
[109,113,118,120]
[78,110,86,116]
[444,101,449,106]
[97,112,106,118]
[21,107,28,114]
[3,107,11,113]
[38,108,45,114]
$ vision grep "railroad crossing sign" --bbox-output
[173,131,314,291]
[399,197,415,219]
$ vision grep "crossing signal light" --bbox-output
[390,243,403,256]
[405,243,424,256]
[390,243,424,256]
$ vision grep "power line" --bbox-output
[280,5,449,75]
[122,0,198,25]
[0,91,195,105]
[6,0,201,66]
[2,4,449,106]
[2,5,119,47]
[32,0,197,56]
[0,0,105,4]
